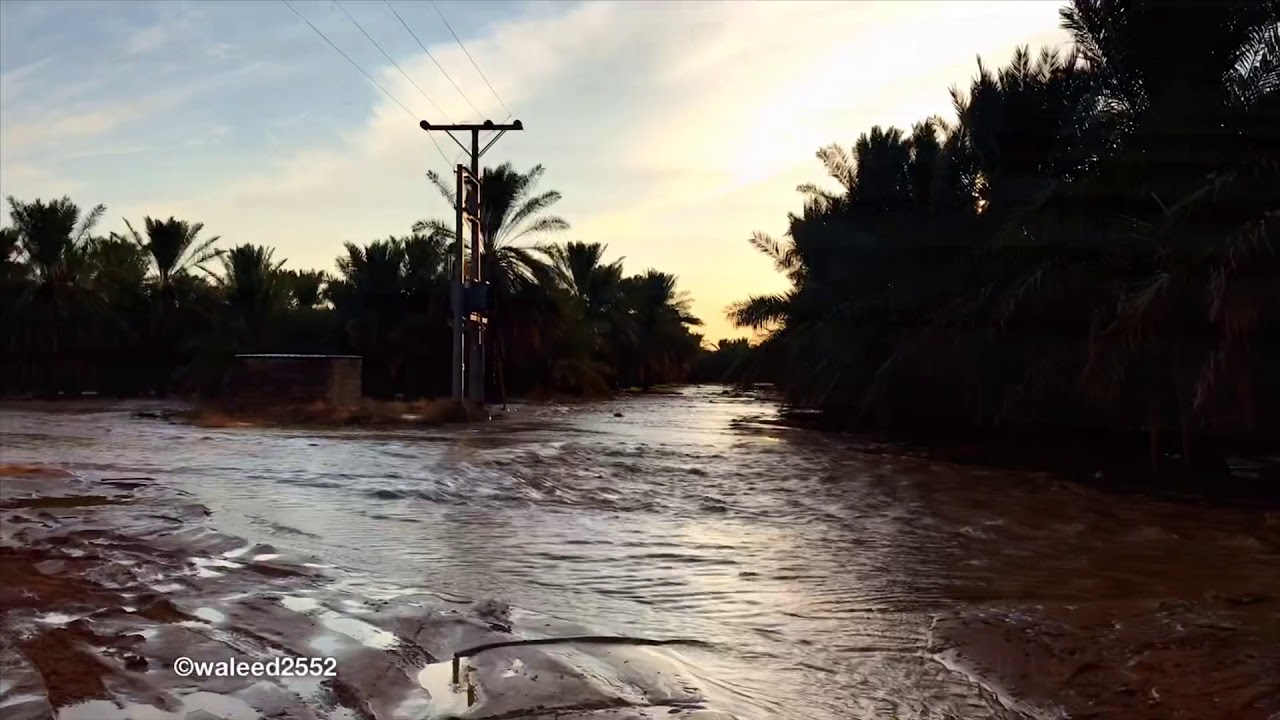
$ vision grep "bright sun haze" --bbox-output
[0,0,1066,341]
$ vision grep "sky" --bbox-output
[0,0,1069,341]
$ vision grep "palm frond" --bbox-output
[74,204,106,243]
[505,190,564,238]
[426,169,459,210]
[504,215,570,245]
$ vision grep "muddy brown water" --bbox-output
[2,386,1278,719]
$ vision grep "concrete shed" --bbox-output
[224,354,362,406]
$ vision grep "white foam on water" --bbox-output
[392,693,436,720]
[191,607,226,624]
[0,693,44,712]
[310,634,346,655]
[58,700,131,720]
[281,673,324,701]
[251,553,280,562]
[931,649,1065,720]
[221,545,252,559]
[151,583,185,592]
[36,612,80,625]
[501,657,526,678]
[318,610,399,649]
[120,703,177,720]
[280,595,321,613]
[327,576,417,600]
[416,661,471,718]
[192,556,242,570]
[58,700,176,720]
[179,691,261,720]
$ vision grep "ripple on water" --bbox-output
[6,387,1279,720]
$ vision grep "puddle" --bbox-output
[417,661,471,719]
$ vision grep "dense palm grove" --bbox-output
[0,162,704,400]
[722,0,1279,471]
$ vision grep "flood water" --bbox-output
[3,386,1278,719]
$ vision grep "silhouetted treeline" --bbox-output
[717,0,1280,473]
[691,338,752,384]
[0,163,704,399]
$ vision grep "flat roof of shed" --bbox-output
[234,354,362,359]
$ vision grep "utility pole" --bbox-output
[420,119,523,405]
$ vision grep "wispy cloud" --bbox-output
[0,0,1067,339]
[1,58,298,158]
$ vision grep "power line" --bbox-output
[429,0,513,119]
[333,0,452,124]
[383,0,484,120]
[282,0,451,167]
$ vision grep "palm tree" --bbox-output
[110,215,222,391]
[1059,0,1280,470]
[327,236,450,397]
[414,162,569,395]
[116,216,220,295]
[212,244,288,350]
[619,270,702,390]
[284,270,328,309]
[329,239,406,389]
[85,235,149,297]
[5,196,103,284]
[535,241,626,393]
[414,162,566,295]
[726,0,1279,472]
[541,241,624,334]
[1,226,23,281]
[3,196,109,393]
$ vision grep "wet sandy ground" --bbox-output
[0,465,733,720]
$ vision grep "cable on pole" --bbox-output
[429,0,514,119]
[282,0,452,167]
[334,0,452,123]
[383,0,485,120]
